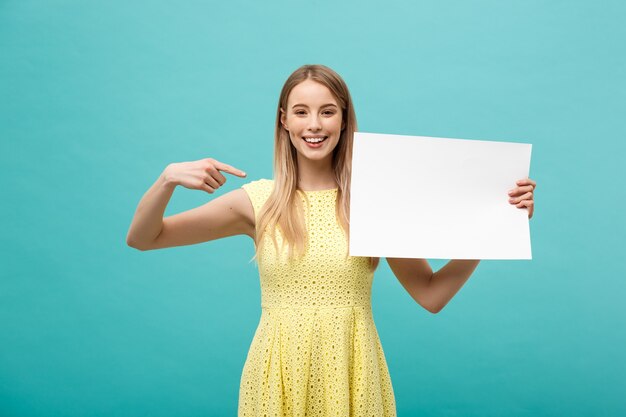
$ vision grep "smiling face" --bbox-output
[280,79,345,166]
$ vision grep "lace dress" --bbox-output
[239,179,396,417]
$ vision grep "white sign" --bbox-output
[349,132,532,260]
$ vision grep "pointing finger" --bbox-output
[214,161,247,178]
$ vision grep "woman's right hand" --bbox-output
[163,158,247,193]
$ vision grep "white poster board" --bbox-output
[349,132,532,260]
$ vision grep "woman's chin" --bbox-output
[297,150,333,163]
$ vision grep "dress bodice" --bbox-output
[242,179,374,309]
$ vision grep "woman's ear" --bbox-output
[280,108,288,130]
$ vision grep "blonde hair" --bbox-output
[252,64,379,271]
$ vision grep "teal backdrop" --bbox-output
[1,1,624,416]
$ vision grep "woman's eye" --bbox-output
[294,110,335,116]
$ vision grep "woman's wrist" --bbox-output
[160,164,179,189]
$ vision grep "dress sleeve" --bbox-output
[241,178,274,220]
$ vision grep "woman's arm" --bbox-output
[386,258,479,314]
[126,158,252,251]
[387,177,537,313]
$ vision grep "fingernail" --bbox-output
[508,190,513,195]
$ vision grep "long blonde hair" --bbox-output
[253,64,379,271]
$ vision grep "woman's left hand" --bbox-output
[508,178,536,219]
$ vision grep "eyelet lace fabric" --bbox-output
[239,179,396,417]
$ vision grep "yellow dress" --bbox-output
[239,179,396,417]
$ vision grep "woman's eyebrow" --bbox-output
[292,103,338,109]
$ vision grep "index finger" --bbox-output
[214,161,247,178]
[516,178,536,189]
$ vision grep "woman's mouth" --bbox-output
[302,136,328,148]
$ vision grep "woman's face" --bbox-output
[281,79,344,165]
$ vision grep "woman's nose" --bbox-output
[308,115,322,130]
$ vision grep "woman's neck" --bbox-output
[296,156,337,191]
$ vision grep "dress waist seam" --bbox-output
[261,303,370,310]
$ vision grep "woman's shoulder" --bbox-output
[241,178,274,214]
[241,178,274,193]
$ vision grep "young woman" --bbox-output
[126,64,537,416]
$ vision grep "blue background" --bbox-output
[1,1,624,416]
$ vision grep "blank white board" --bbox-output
[349,132,532,260]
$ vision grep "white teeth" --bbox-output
[303,137,326,143]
